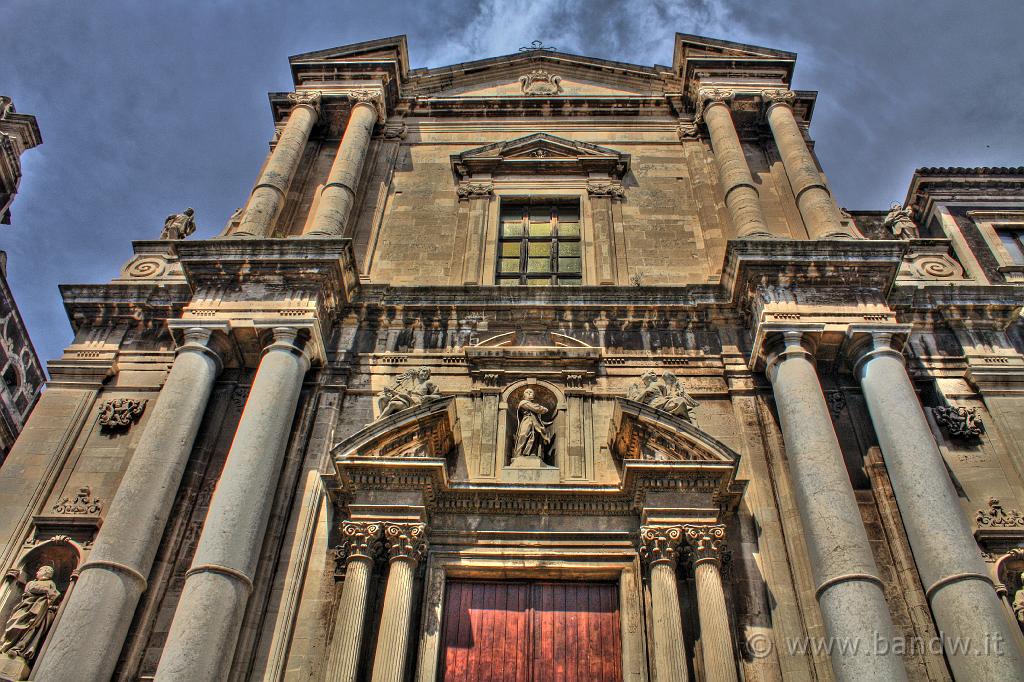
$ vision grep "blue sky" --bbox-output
[2,0,1022,365]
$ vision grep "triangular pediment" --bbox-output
[452,133,629,180]
[609,398,739,464]
[674,33,795,62]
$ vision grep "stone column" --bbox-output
[698,88,771,239]
[639,525,689,682]
[305,89,383,237]
[371,523,427,682]
[457,181,494,285]
[234,91,321,237]
[762,89,855,240]
[153,327,311,682]
[324,521,383,682]
[31,327,223,682]
[586,180,623,284]
[683,525,737,682]
[765,331,907,682]
[854,333,1024,680]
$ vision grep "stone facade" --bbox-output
[2,34,1024,682]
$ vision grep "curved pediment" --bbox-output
[609,398,739,463]
[331,397,459,461]
[451,133,629,180]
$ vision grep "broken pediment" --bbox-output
[331,397,459,461]
[609,398,739,463]
[451,133,629,180]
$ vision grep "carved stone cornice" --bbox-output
[287,90,323,115]
[456,181,494,200]
[338,521,383,563]
[683,524,726,566]
[383,522,427,564]
[348,88,386,124]
[639,525,684,568]
[586,180,625,199]
[761,89,796,110]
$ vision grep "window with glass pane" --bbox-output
[496,200,582,285]
[997,227,1024,265]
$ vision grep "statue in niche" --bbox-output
[160,207,196,240]
[1013,582,1024,629]
[627,370,699,423]
[512,388,555,462]
[0,566,61,663]
[883,202,918,240]
[375,368,442,421]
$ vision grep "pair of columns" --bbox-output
[324,521,427,682]
[233,89,383,239]
[766,330,1024,681]
[640,524,737,682]
[33,326,313,682]
[693,87,855,240]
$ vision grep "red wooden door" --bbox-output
[440,581,621,682]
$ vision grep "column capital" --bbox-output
[683,524,727,567]
[348,88,386,124]
[168,320,230,373]
[287,90,323,116]
[338,521,383,564]
[383,522,427,565]
[761,88,796,111]
[261,325,313,366]
[848,328,908,378]
[456,180,494,200]
[639,525,684,569]
[763,329,816,380]
[694,87,736,123]
[586,179,625,199]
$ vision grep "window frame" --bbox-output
[966,209,1024,283]
[494,196,584,287]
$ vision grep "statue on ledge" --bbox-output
[160,207,196,240]
[627,370,699,423]
[512,388,555,462]
[375,368,442,421]
[883,202,918,240]
[0,565,61,664]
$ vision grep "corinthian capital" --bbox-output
[586,180,625,199]
[348,88,386,124]
[287,90,322,114]
[761,89,796,108]
[456,181,494,200]
[338,521,383,563]
[383,522,427,564]
[683,524,726,566]
[698,87,736,105]
[639,525,684,568]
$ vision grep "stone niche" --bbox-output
[497,379,565,484]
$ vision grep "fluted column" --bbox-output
[324,522,383,682]
[698,88,771,239]
[762,89,855,240]
[234,91,321,237]
[639,526,689,682]
[766,331,906,682]
[153,327,311,682]
[371,523,427,682]
[586,180,623,284]
[32,327,223,682]
[305,89,383,237]
[457,181,494,285]
[854,333,1024,680]
[684,525,737,682]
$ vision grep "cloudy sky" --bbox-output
[2,0,1022,365]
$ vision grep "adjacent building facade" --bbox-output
[2,34,1024,682]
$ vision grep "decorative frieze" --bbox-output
[933,404,984,438]
[383,522,427,564]
[97,398,146,429]
[976,497,1024,529]
[639,525,684,567]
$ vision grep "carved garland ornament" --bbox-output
[97,398,146,429]
[519,69,562,96]
[383,522,427,564]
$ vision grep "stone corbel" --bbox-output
[585,179,625,200]
[456,180,494,201]
[348,88,387,125]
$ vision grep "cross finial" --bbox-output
[519,40,556,52]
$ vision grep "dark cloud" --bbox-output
[1,0,1020,365]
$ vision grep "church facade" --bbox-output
[2,33,1024,682]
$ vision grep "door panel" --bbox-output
[440,580,621,682]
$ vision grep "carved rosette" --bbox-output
[639,525,684,568]
[456,181,494,200]
[97,398,147,429]
[383,522,427,564]
[683,524,726,567]
[761,89,796,109]
[586,180,625,199]
[287,90,323,115]
[348,88,386,124]
[338,521,383,564]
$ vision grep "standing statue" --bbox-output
[160,207,196,240]
[512,388,554,461]
[1014,584,1024,629]
[627,370,699,423]
[0,566,61,663]
[375,368,442,420]
[883,202,918,240]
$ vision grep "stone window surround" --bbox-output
[967,208,1024,282]
[415,549,647,682]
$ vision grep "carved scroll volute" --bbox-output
[683,524,727,566]
[383,522,427,565]
[287,90,323,115]
[338,521,383,564]
[638,525,684,569]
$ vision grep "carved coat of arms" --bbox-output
[98,398,147,429]
[520,69,562,96]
